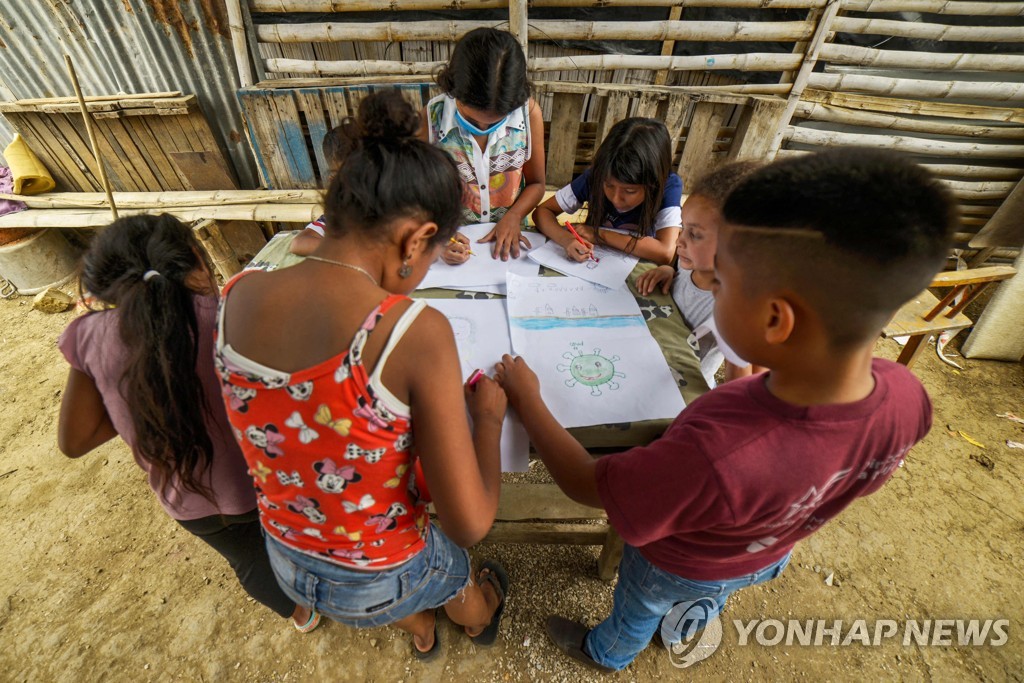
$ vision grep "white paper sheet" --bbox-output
[527,239,639,291]
[506,274,685,429]
[423,298,531,472]
[417,223,547,292]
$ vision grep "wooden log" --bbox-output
[819,43,1024,73]
[800,89,1024,124]
[0,190,322,209]
[654,6,684,87]
[483,522,607,546]
[265,58,445,77]
[920,164,1024,181]
[252,0,827,10]
[225,0,254,88]
[530,53,801,72]
[509,0,528,52]
[807,73,1024,102]
[843,1,1024,15]
[547,93,586,188]
[0,206,322,229]
[767,0,842,154]
[258,20,815,44]
[784,126,1024,159]
[832,16,1024,42]
[793,102,1024,140]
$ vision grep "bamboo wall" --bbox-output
[228,0,1024,250]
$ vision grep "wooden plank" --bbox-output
[882,291,973,338]
[729,97,788,161]
[595,92,630,150]
[238,91,291,189]
[801,89,1024,125]
[346,85,372,117]
[140,116,194,189]
[634,91,662,119]
[95,118,161,190]
[84,113,146,191]
[323,86,350,129]
[483,522,608,545]
[265,91,319,189]
[494,484,607,521]
[931,265,1017,287]
[168,152,239,191]
[120,116,188,191]
[47,113,113,190]
[678,100,729,187]
[546,92,586,187]
[294,88,332,183]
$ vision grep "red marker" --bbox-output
[564,221,599,262]
[467,369,485,388]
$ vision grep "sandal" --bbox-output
[413,612,442,662]
[293,609,322,633]
[469,560,509,647]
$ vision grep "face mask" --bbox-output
[455,107,508,136]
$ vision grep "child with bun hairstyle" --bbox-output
[421,27,546,262]
[216,89,508,659]
[57,214,319,633]
[637,161,762,386]
[533,117,682,266]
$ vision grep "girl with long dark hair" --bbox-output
[57,214,319,632]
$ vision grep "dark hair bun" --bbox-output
[358,89,419,141]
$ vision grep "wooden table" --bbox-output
[246,236,711,580]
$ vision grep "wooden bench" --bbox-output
[883,265,1017,368]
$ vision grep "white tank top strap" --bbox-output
[368,299,427,412]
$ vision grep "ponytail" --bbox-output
[80,214,217,502]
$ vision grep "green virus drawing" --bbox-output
[558,348,625,396]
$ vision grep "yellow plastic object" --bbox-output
[3,134,56,195]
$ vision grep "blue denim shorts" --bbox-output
[265,523,472,628]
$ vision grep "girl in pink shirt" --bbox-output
[57,214,319,632]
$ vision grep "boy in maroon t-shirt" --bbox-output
[493,148,957,672]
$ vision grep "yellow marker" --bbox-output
[958,430,986,449]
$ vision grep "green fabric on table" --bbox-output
[245,234,709,450]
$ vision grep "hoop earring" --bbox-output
[398,258,413,279]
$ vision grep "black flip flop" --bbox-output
[413,613,442,662]
[470,560,509,647]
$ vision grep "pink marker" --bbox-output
[467,369,485,387]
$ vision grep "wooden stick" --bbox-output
[784,126,1024,159]
[257,19,815,43]
[225,0,254,88]
[766,0,841,155]
[0,205,322,229]
[843,1,1024,14]
[800,89,1024,124]
[509,0,528,53]
[819,43,1024,73]
[0,190,323,209]
[251,0,827,9]
[808,72,1024,101]
[64,54,117,221]
[832,16,1024,42]
[794,101,1024,139]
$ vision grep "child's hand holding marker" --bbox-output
[564,222,598,264]
[442,233,473,265]
[464,369,508,427]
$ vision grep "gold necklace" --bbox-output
[303,255,379,286]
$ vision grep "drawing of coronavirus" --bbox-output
[557,348,625,396]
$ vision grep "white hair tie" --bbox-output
[142,270,161,282]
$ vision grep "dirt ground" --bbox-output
[0,290,1021,683]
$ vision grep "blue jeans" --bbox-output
[265,523,472,628]
[585,545,791,670]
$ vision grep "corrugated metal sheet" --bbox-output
[0,0,257,187]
